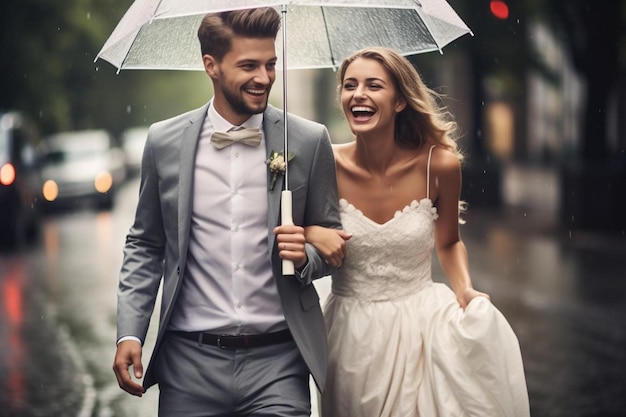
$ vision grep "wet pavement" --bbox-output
[0,178,625,416]
[0,256,94,417]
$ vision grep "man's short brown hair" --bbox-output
[198,7,281,61]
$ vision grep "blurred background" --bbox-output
[0,1,625,416]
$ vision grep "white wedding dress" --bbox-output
[320,150,530,417]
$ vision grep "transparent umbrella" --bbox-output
[97,0,471,71]
[96,0,471,274]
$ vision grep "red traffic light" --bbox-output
[490,0,509,20]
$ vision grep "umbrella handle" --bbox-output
[281,190,295,276]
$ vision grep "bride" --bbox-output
[306,47,530,417]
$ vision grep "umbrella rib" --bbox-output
[117,0,167,72]
[319,7,338,69]
[411,6,443,53]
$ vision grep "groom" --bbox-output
[112,7,341,416]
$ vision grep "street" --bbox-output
[0,176,625,417]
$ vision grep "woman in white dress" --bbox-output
[305,47,530,417]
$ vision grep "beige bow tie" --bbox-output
[210,127,262,149]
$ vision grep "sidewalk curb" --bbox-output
[57,324,97,417]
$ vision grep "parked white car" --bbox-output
[41,129,127,210]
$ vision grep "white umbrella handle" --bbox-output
[281,190,295,276]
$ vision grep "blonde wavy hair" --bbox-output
[337,47,468,219]
[337,47,463,161]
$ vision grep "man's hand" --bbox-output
[274,224,307,269]
[113,340,146,397]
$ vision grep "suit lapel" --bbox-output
[178,104,209,263]
[263,106,285,251]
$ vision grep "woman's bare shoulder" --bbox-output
[428,145,461,176]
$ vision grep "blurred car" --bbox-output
[120,126,148,177]
[0,111,44,247]
[41,129,127,210]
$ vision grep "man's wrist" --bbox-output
[117,335,142,346]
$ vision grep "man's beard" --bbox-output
[221,84,269,116]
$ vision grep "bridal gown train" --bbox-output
[320,152,530,417]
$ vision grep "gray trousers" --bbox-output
[154,332,311,417]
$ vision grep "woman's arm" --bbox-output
[431,148,489,309]
[304,225,352,267]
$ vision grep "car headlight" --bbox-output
[0,163,16,186]
[94,171,113,193]
[42,180,59,201]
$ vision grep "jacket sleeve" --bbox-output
[117,126,166,343]
[295,126,342,285]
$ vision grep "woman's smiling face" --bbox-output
[340,57,406,136]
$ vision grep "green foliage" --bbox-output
[0,0,209,137]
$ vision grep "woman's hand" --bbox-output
[457,287,490,310]
[305,225,352,267]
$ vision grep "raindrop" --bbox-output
[568,230,572,239]
[95,67,99,72]
[87,12,91,20]
[127,105,132,114]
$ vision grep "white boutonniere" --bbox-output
[266,150,294,191]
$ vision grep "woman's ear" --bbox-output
[395,97,407,113]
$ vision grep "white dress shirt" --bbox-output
[167,101,286,335]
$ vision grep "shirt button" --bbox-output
[237,302,243,309]
[234,152,239,158]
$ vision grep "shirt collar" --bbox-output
[208,99,264,132]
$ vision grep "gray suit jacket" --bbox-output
[117,103,341,392]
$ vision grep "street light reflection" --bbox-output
[1,264,26,413]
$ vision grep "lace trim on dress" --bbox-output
[339,198,438,224]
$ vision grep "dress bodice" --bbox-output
[332,198,439,301]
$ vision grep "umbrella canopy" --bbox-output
[96,0,471,275]
[96,0,472,71]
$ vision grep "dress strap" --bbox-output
[426,145,436,200]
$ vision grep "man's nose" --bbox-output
[254,68,272,84]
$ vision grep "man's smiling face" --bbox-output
[205,36,277,125]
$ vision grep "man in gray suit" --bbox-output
[112,7,342,416]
